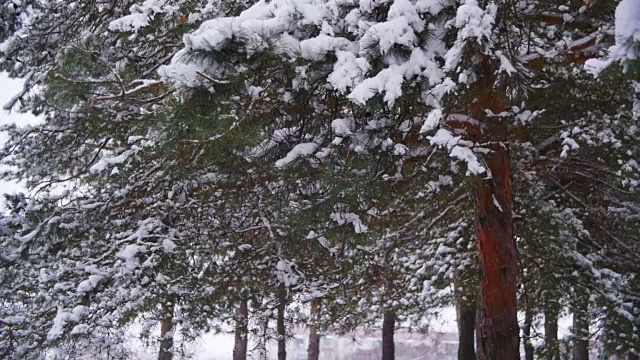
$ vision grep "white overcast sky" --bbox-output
[0,72,41,195]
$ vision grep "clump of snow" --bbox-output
[347,47,442,105]
[585,0,640,74]
[428,129,484,175]
[109,0,179,33]
[495,50,516,75]
[162,238,177,253]
[388,0,425,32]
[426,175,454,194]
[420,108,443,133]
[275,143,318,168]
[300,35,351,60]
[330,212,368,233]
[429,129,461,149]
[560,137,580,158]
[361,17,417,55]
[70,324,91,335]
[48,308,80,341]
[615,0,640,50]
[119,244,145,269]
[327,52,370,93]
[393,143,409,155]
[444,0,497,71]
[332,118,355,136]
[158,51,212,89]
[76,275,105,294]
[449,146,485,175]
[90,150,134,174]
[183,17,244,51]
[275,259,303,287]
[349,65,405,105]
[246,85,264,99]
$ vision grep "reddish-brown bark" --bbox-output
[464,84,520,360]
[473,143,520,360]
[448,10,604,360]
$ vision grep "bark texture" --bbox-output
[382,310,396,360]
[572,290,589,360]
[233,299,249,360]
[307,298,322,360]
[544,308,560,360]
[470,88,520,360]
[158,302,175,360]
[456,294,477,360]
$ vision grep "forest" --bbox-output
[0,0,639,359]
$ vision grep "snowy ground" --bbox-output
[195,311,460,360]
[126,328,460,360]
[124,309,576,359]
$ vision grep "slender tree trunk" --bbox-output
[307,298,322,360]
[544,307,560,360]
[233,298,249,360]
[469,86,520,360]
[523,308,534,360]
[456,293,477,360]
[572,289,589,360]
[277,283,287,360]
[158,301,175,360]
[382,310,396,360]
[258,310,270,360]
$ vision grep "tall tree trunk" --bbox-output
[277,283,287,360]
[382,310,396,360]
[469,86,520,360]
[307,298,322,360]
[523,307,534,360]
[572,289,589,360]
[544,307,560,360]
[158,301,175,360]
[456,292,477,360]
[233,298,249,360]
[258,310,270,360]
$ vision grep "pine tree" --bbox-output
[1,0,639,359]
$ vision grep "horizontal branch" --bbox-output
[88,80,164,105]
[522,30,609,69]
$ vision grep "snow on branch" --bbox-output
[275,143,319,168]
[585,0,640,74]
[428,128,485,175]
[3,71,34,112]
[88,79,164,105]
